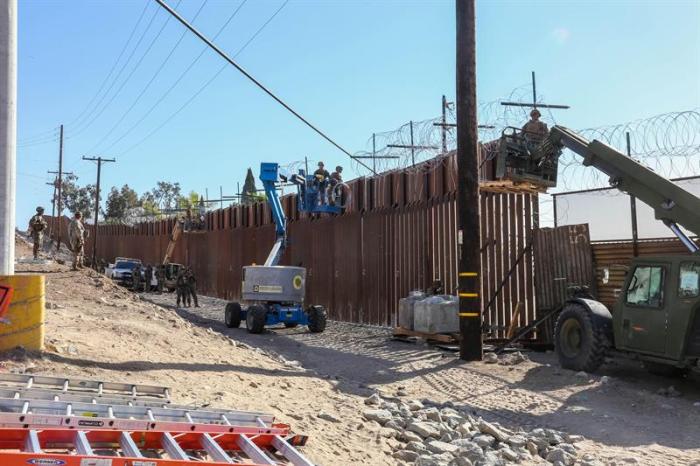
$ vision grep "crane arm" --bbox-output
[260,163,287,266]
[537,126,700,252]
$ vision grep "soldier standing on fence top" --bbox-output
[68,212,87,271]
[27,206,48,260]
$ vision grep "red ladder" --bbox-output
[0,426,313,465]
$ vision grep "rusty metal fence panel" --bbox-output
[50,156,538,330]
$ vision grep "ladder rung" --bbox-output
[74,431,93,456]
[272,435,315,466]
[24,430,41,453]
[119,431,143,458]
[200,433,233,463]
[162,432,189,460]
[237,434,275,465]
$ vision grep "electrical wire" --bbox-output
[117,0,287,157]
[154,0,376,174]
[86,0,208,154]
[102,0,249,154]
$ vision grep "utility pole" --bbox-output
[387,121,438,166]
[82,156,115,269]
[456,0,482,361]
[0,0,17,275]
[219,185,223,209]
[55,124,65,251]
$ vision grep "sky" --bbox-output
[15,0,700,221]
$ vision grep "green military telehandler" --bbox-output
[498,125,700,376]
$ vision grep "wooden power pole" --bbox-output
[456,0,482,361]
[82,156,115,268]
[55,124,64,250]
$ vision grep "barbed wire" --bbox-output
[350,87,700,193]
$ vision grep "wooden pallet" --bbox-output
[392,327,460,344]
[479,179,548,194]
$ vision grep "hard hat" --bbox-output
[36,206,44,213]
[318,161,324,167]
[336,166,343,172]
[530,108,541,118]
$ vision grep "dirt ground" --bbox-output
[6,235,700,465]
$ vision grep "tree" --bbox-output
[59,174,98,220]
[104,184,140,223]
[177,191,202,210]
[241,168,258,205]
[149,181,181,211]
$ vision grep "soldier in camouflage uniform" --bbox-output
[522,109,549,141]
[185,267,199,308]
[176,270,189,307]
[27,206,48,259]
[68,212,87,271]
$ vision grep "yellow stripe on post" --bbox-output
[459,272,478,277]
[0,275,45,352]
[459,292,479,298]
[459,313,480,317]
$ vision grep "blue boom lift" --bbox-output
[224,162,341,333]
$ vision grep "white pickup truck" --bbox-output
[106,257,143,287]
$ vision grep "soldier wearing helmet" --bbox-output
[68,211,87,270]
[522,108,549,141]
[27,206,48,259]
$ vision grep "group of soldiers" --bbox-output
[312,161,343,205]
[27,207,87,271]
[127,263,197,308]
[175,268,198,308]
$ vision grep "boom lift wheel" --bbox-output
[554,303,609,372]
[225,302,242,328]
[246,305,267,334]
[307,305,327,333]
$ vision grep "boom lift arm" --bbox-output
[260,163,287,266]
[514,125,700,253]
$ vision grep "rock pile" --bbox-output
[364,393,593,465]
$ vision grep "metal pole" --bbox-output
[552,194,558,228]
[441,95,448,153]
[456,0,482,361]
[83,156,115,269]
[372,133,376,174]
[531,71,537,108]
[0,0,17,275]
[409,120,415,167]
[56,124,64,251]
[219,186,223,209]
[627,131,639,256]
[92,158,101,268]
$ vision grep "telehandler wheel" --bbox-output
[307,305,327,333]
[224,302,242,328]
[554,303,609,372]
[643,361,688,378]
[246,305,267,334]
[284,323,299,328]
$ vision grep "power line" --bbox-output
[67,2,165,138]
[86,0,209,154]
[101,0,249,154]
[116,0,289,157]
[67,1,152,129]
[155,0,377,174]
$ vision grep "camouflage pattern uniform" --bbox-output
[156,265,165,293]
[132,264,142,292]
[68,213,86,270]
[176,272,189,307]
[28,207,48,259]
[144,265,153,293]
[185,268,199,308]
[522,109,549,141]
